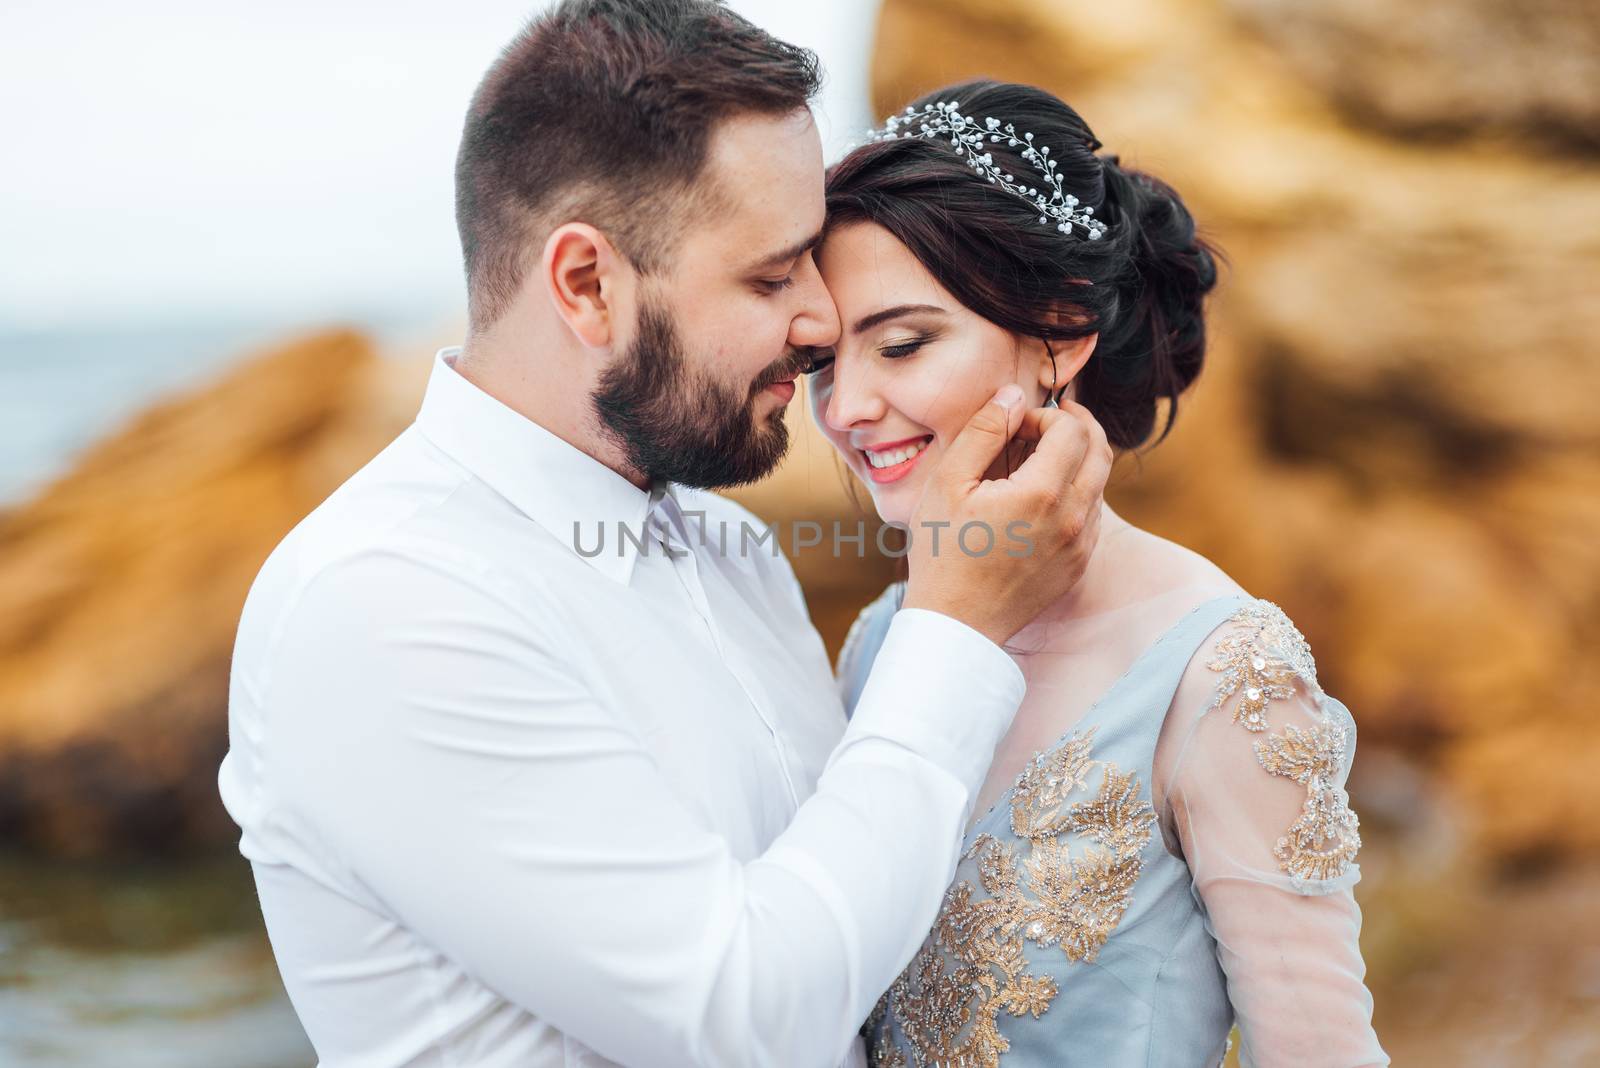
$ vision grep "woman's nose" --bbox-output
[823,357,887,433]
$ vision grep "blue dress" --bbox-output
[836,587,1388,1068]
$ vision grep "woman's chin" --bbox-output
[866,480,919,530]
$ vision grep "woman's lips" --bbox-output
[860,434,933,484]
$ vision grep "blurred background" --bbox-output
[2,0,1597,1064]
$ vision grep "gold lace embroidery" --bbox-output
[1204,599,1318,732]
[866,729,1155,1068]
[1206,600,1362,882]
[863,997,907,1067]
[1256,723,1363,880]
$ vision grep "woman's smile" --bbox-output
[859,433,934,483]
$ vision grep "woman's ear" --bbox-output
[540,222,632,349]
[1038,332,1098,394]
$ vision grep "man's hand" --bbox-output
[902,385,1112,645]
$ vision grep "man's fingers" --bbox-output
[1067,415,1113,499]
[988,406,1066,480]
[1055,400,1112,497]
[935,385,1026,491]
[1005,402,1099,497]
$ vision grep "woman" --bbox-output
[809,80,1388,1067]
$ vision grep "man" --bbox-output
[219,2,1112,1066]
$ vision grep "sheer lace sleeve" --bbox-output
[1154,600,1389,1067]
[835,582,906,719]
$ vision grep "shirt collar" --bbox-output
[413,345,679,585]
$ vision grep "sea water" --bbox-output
[0,311,445,505]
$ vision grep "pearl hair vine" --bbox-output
[866,100,1109,241]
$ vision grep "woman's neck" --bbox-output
[1022,500,1135,626]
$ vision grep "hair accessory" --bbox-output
[867,100,1108,240]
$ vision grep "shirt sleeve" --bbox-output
[1154,601,1389,1068]
[252,549,1023,1068]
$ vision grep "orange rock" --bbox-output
[0,329,422,855]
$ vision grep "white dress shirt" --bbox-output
[219,347,1026,1068]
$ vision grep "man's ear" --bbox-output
[540,222,632,349]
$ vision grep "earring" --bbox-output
[1043,341,1061,409]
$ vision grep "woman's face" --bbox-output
[809,221,1041,526]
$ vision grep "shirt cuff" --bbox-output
[834,607,1026,797]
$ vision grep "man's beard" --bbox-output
[591,295,810,490]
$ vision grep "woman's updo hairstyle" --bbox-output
[825,79,1221,450]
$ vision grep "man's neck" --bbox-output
[454,332,652,491]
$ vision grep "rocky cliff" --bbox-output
[871,0,1600,861]
[0,331,428,854]
[1,0,1594,870]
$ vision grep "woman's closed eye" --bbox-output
[880,334,934,359]
[807,334,935,376]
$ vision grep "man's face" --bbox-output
[591,108,840,489]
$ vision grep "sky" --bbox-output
[0,0,881,331]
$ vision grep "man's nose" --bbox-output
[788,252,841,351]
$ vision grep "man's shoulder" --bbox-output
[236,430,541,653]
[256,430,461,573]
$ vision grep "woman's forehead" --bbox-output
[819,223,947,308]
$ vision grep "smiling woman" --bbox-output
[809,75,1218,525]
[813,76,1389,1068]
[818,80,1218,452]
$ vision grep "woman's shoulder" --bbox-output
[1169,592,1328,725]
[1115,523,1242,600]
[1078,524,1250,663]
[1113,526,1339,727]
[835,580,906,717]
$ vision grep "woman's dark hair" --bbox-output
[825,79,1221,450]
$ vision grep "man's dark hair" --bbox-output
[454,0,823,332]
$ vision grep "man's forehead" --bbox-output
[694,109,825,259]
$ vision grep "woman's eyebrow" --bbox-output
[851,303,947,336]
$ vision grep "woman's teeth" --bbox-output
[865,438,931,469]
